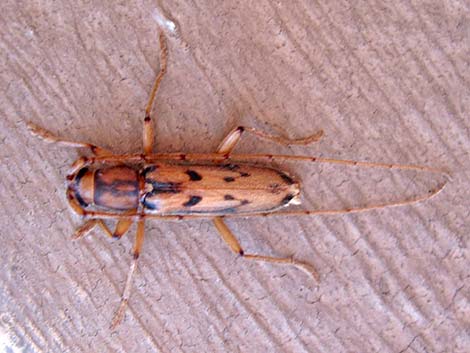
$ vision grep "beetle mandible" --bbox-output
[28,32,447,329]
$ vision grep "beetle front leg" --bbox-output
[212,217,319,281]
[110,219,145,329]
[216,126,324,154]
[72,219,112,240]
[72,219,133,240]
[143,32,168,155]
[27,122,112,156]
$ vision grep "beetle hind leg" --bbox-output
[216,126,324,154]
[212,217,319,281]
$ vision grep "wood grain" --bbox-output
[0,1,468,352]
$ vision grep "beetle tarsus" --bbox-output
[110,299,128,330]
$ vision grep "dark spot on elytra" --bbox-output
[186,170,202,181]
[220,207,236,213]
[142,165,157,175]
[142,196,159,210]
[281,193,295,205]
[269,183,281,194]
[240,199,250,205]
[183,195,202,207]
[278,171,295,185]
[224,176,236,183]
[224,194,235,200]
[147,181,182,194]
[171,206,237,215]
[222,164,240,171]
[144,116,151,122]
[240,172,250,177]
[179,154,187,160]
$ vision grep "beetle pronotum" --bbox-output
[28,32,447,329]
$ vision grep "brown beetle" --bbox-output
[28,32,447,329]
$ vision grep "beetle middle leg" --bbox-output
[143,32,168,155]
[216,125,324,154]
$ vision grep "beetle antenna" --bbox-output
[222,180,447,218]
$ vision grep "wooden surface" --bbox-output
[1,1,469,352]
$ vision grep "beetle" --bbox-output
[27,32,447,329]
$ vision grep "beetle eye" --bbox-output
[74,168,94,206]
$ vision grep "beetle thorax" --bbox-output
[71,166,140,210]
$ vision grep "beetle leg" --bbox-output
[212,126,319,281]
[27,122,111,156]
[72,219,134,240]
[212,217,319,281]
[113,219,133,239]
[143,32,168,155]
[216,126,324,154]
[72,220,101,240]
[110,219,145,329]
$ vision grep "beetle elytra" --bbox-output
[27,32,447,329]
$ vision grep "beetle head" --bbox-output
[68,167,94,207]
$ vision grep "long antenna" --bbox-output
[89,152,450,177]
